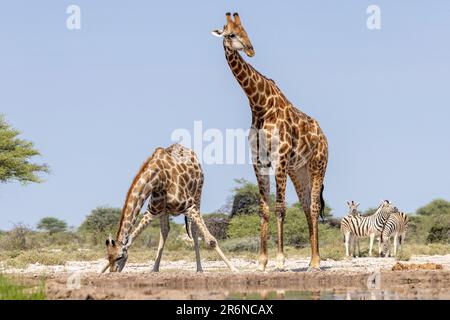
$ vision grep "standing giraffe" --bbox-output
[101,144,237,273]
[212,13,328,270]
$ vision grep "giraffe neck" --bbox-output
[116,162,161,243]
[224,44,290,118]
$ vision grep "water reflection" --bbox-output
[226,288,447,300]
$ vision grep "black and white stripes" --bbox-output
[341,200,399,257]
[380,211,409,257]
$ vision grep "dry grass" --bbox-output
[0,242,449,269]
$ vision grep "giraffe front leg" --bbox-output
[274,159,287,270]
[152,214,170,273]
[129,210,160,248]
[249,127,271,271]
[186,206,238,272]
[252,165,271,271]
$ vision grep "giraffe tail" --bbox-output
[319,184,325,222]
[184,216,192,239]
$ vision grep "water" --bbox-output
[226,288,449,300]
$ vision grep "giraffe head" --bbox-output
[102,235,130,273]
[346,200,360,216]
[212,12,255,57]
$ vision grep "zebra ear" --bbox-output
[347,201,350,206]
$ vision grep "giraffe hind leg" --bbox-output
[190,221,203,272]
[152,213,170,272]
[289,166,321,269]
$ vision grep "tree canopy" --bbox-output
[79,206,121,234]
[37,217,67,235]
[0,115,49,184]
[416,199,450,216]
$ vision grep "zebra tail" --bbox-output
[184,216,192,239]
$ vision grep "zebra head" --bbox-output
[374,200,399,225]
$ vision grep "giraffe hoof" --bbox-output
[196,269,204,273]
[306,267,322,272]
[230,267,239,273]
[276,255,285,270]
[257,264,266,272]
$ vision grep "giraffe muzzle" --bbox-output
[245,47,255,57]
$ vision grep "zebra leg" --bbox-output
[369,234,375,257]
[377,237,381,256]
[357,238,361,257]
[344,232,350,257]
[393,234,398,256]
[351,235,358,258]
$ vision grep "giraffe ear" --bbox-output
[211,29,224,37]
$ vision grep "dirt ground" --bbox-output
[3,254,450,300]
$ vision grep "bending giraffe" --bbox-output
[212,13,328,270]
[101,144,237,273]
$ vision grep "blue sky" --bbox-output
[0,1,449,229]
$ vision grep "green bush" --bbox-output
[221,237,260,252]
[427,226,450,243]
[0,224,32,251]
[226,206,339,248]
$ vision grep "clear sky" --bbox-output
[0,1,449,230]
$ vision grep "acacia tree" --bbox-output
[37,217,67,235]
[0,115,49,184]
[78,206,121,244]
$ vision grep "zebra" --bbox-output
[340,201,362,257]
[380,211,409,257]
[341,200,398,257]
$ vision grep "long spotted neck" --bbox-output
[116,163,161,243]
[224,45,290,118]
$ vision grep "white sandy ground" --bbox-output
[1,254,450,275]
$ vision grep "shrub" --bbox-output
[0,224,32,251]
[226,206,336,248]
[221,237,260,252]
[396,247,412,261]
[227,214,261,239]
[78,207,121,245]
[427,226,450,243]
[203,214,229,240]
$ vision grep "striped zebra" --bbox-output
[380,211,409,257]
[341,200,398,257]
[340,201,362,257]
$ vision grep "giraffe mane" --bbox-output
[116,152,159,240]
